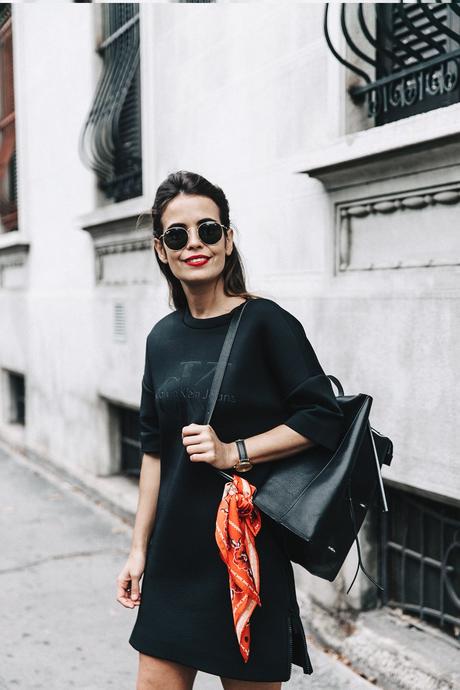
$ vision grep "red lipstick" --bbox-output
[184,255,210,267]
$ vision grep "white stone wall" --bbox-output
[0,4,106,469]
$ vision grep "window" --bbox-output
[324,3,460,126]
[0,3,17,232]
[379,486,460,639]
[79,4,142,203]
[7,371,25,425]
[113,404,142,477]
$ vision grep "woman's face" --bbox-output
[154,193,234,287]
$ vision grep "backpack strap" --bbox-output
[346,486,384,594]
[202,300,250,482]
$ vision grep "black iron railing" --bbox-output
[79,4,142,203]
[379,486,460,639]
[324,2,460,125]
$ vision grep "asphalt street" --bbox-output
[0,445,378,689]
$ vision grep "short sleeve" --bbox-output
[263,303,345,452]
[139,337,161,455]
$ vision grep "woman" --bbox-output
[116,171,345,690]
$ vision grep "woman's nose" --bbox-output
[185,227,203,247]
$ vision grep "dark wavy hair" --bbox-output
[149,170,260,312]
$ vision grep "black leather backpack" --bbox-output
[204,302,394,593]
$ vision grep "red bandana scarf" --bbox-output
[215,474,262,663]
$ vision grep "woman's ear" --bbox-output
[153,237,168,264]
[225,227,235,256]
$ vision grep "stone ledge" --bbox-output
[305,599,460,690]
[77,194,151,230]
[0,234,30,251]
[292,102,460,184]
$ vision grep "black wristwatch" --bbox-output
[232,439,253,472]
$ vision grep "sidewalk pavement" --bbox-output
[0,444,378,690]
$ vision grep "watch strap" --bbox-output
[235,439,249,461]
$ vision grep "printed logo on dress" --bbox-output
[156,360,238,408]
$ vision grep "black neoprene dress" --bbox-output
[129,296,345,682]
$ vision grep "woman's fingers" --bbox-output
[116,574,137,608]
[116,553,146,608]
[182,427,216,462]
[130,574,141,603]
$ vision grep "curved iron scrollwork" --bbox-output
[380,487,460,638]
[79,4,142,202]
[324,1,460,124]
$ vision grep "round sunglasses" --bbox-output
[158,220,226,251]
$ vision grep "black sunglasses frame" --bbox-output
[158,221,228,250]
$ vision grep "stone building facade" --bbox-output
[1,3,459,683]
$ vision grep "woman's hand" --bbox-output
[182,423,235,471]
[116,549,146,609]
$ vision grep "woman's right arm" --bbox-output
[117,332,161,608]
[116,451,161,609]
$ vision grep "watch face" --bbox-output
[235,460,252,472]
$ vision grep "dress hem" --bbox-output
[129,633,293,683]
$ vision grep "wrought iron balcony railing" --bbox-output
[79,4,142,203]
[324,1,460,126]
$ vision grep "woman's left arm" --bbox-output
[224,310,345,467]
[225,421,319,467]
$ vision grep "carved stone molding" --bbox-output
[0,240,30,289]
[337,182,460,272]
[82,215,155,285]
[303,131,460,275]
[342,186,460,220]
